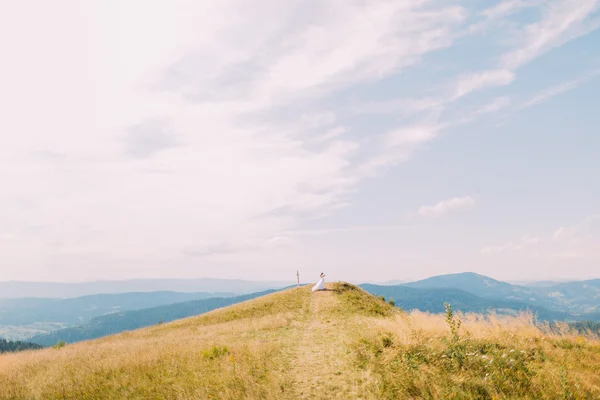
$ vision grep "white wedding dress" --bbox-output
[312,277,325,292]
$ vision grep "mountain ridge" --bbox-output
[399,272,600,313]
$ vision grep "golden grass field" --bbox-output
[0,283,599,399]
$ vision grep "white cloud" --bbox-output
[386,125,440,149]
[476,96,511,114]
[481,0,538,20]
[480,234,542,254]
[264,236,296,247]
[553,227,567,241]
[523,81,583,108]
[364,123,444,171]
[0,1,598,281]
[0,0,471,280]
[481,215,600,262]
[452,70,515,100]
[346,97,443,116]
[501,0,600,69]
[313,126,347,143]
[418,196,476,219]
[286,225,413,236]
[522,69,600,108]
[480,243,512,255]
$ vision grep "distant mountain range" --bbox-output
[362,272,600,318]
[0,278,291,298]
[508,280,568,287]
[0,291,237,326]
[3,273,599,346]
[30,290,277,346]
[360,284,597,322]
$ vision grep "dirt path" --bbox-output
[288,285,366,399]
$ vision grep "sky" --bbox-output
[1,0,599,283]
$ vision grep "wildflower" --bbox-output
[510,349,515,353]
[502,354,507,358]
[441,354,447,358]
[481,355,488,359]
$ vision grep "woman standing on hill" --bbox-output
[312,273,325,292]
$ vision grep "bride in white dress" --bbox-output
[312,273,326,292]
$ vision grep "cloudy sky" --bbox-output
[1,0,599,283]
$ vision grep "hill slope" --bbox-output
[30,290,276,346]
[1,283,599,399]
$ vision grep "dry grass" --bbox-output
[352,310,600,399]
[0,288,309,400]
[1,283,599,399]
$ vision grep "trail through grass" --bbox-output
[287,285,371,399]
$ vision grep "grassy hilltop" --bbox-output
[1,283,599,399]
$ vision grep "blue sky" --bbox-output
[0,0,599,282]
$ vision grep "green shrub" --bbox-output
[202,345,229,360]
[53,340,66,349]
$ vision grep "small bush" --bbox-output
[202,345,229,360]
[381,334,394,348]
[444,302,462,343]
[53,340,66,349]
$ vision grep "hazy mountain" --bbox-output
[30,290,277,346]
[536,280,600,313]
[402,272,600,313]
[566,320,600,335]
[509,280,567,287]
[359,284,590,321]
[0,322,68,341]
[404,272,537,300]
[0,291,236,326]
[0,278,291,299]
[376,279,409,285]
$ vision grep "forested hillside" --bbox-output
[0,339,42,354]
